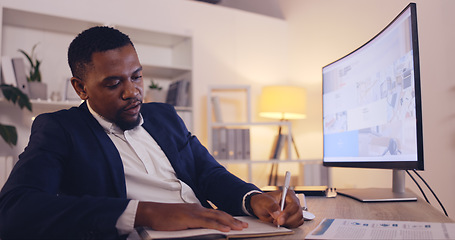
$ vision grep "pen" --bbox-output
[302,193,308,211]
[278,171,291,227]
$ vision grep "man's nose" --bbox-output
[122,80,141,99]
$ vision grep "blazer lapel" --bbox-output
[78,103,127,198]
[141,119,181,165]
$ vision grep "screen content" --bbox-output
[323,7,418,164]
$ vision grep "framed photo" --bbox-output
[64,78,80,101]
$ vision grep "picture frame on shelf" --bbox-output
[1,56,16,86]
[11,58,30,96]
[64,78,80,101]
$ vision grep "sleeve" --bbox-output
[0,113,130,239]
[116,200,139,235]
[242,190,263,217]
[150,103,261,216]
[187,134,261,216]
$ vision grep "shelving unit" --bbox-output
[1,7,192,78]
[0,6,193,129]
[207,85,308,183]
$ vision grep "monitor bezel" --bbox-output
[322,3,424,171]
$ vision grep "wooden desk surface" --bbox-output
[246,193,453,240]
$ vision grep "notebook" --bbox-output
[138,216,294,239]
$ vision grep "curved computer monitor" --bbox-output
[322,3,423,202]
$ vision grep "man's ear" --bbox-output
[70,77,88,100]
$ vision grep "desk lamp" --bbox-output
[259,85,307,185]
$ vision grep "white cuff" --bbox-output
[242,190,263,216]
[116,200,139,235]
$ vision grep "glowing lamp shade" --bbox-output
[259,86,307,120]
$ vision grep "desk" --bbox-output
[252,193,453,239]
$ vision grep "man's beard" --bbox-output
[116,100,142,131]
[116,115,141,131]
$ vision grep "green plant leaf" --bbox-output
[0,123,17,147]
[18,49,33,67]
[1,84,32,111]
[149,80,163,90]
[18,43,41,82]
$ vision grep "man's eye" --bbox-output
[132,75,143,81]
[106,80,120,88]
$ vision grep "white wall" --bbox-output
[280,0,455,217]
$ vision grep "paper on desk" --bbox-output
[306,218,455,240]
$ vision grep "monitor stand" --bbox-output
[337,169,418,202]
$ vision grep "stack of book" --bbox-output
[212,127,250,160]
[210,95,251,160]
[165,79,191,107]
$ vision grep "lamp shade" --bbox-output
[259,86,307,120]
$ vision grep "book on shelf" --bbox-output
[165,80,180,106]
[211,95,223,123]
[178,79,190,106]
[212,127,220,158]
[166,79,191,107]
[212,128,250,160]
[235,128,243,159]
[213,128,228,159]
[243,128,251,159]
[138,216,294,240]
[227,127,236,159]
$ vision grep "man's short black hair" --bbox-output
[68,26,134,80]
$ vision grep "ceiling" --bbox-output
[193,0,285,19]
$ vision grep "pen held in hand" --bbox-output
[278,171,291,228]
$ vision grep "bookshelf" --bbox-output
[207,85,309,183]
[0,6,193,129]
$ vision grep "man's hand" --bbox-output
[134,202,248,232]
[250,190,304,228]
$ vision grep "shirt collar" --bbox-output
[86,101,144,135]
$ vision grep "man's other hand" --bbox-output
[135,202,248,232]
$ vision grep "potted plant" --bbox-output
[18,43,47,100]
[144,80,166,103]
[0,84,32,147]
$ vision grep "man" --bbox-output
[0,26,303,239]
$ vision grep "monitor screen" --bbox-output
[322,3,423,171]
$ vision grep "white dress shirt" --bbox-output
[87,103,200,235]
[87,102,256,236]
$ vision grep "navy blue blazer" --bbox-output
[0,102,259,239]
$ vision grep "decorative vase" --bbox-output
[145,89,166,103]
[28,82,47,100]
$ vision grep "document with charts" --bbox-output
[138,216,293,240]
[306,218,455,240]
